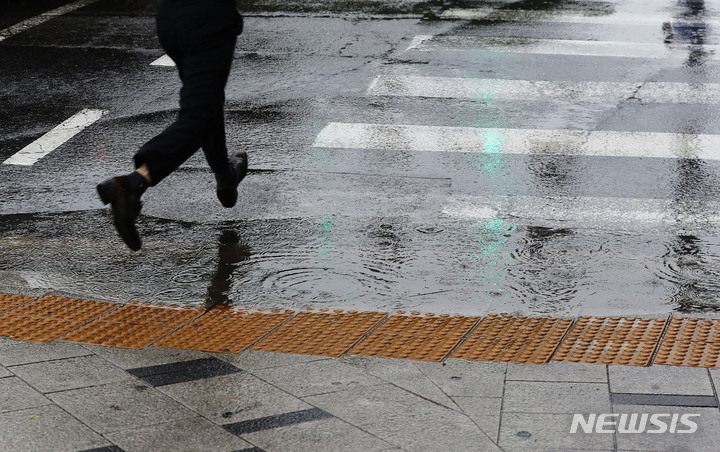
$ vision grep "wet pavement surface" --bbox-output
[3,1,720,317]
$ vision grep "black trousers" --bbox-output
[134,0,243,185]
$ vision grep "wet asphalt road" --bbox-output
[2,0,720,316]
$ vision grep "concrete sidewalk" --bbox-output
[1,338,719,451]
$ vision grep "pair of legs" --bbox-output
[98,0,246,251]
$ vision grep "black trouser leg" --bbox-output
[134,0,241,186]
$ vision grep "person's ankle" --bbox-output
[128,171,149,196]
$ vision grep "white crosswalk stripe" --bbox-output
[367,75,720,104]
[314,123,720,160]
[0,0,100,42]
[405,35,720,59]
[440,8,720,28]
[150,54,175,66]
[3,109,107,166]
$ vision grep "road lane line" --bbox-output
[3,109,107,166]
[406,35,720,59]
[313,123,720,160]
[367,75,720,104]
[440,8,720,28]
[0,0,100,42]
[150,54,175,66]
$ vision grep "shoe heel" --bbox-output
[96,180,115,205]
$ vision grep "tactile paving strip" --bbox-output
[0,315,85,343]
[152,306,295,353]
[59,302,204,349]
[563,316,667,342]
[653,318,720,368]
[0,293,36,314]
[552,316,667,366]
[450,315,573,364]
[10,295,118,323]
[0,295,118,342]
[349,312,480,362]
[251,309,388,357]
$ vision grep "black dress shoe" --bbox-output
[97,176,143,251]
[217,151,248,208]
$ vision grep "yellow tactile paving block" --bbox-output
[653,318,720,368]
[450,315,573,364]
[10,295,118,323]
[0,293,36,314]
[0,295,118,343]
[0,315,85,343]
[552,316,666,366]
[60,322,176,349]
[654,341,720,368]
[251,309,388,357]
[553,339,658,366]
[564,316,667,342]
[349,312,480,362]
[152,306,295,353]
[661,318,720,342]
[90,302,202,328]
[58,303,204,349]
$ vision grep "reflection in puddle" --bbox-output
[3,210,720,315]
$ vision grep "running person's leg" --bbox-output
[97,0,244,251]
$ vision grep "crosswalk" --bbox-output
[313,1,720,232]
[406,35,720,59]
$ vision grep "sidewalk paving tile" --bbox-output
[303,383,501,452]
[240,415,395,452]
[506,361,608,383]
[0,363,11,378]
[341,355,459,409]
[250,358,385,398]
[451,396,502,443]
[82,343,208,369]
[609,365,714,396]
[216,349,331,371]
[412,360,506,397]
[0,337,92,366]
[104,417,254,452]
[499,412,615,451]
[48,381,197,434]
[503,381,611,414]
[0,405,111,452]
[707,368,720,396]
[615,406,720,451]
[0,377,51,413]
[9,354,134,393]
[157,371,313,424]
